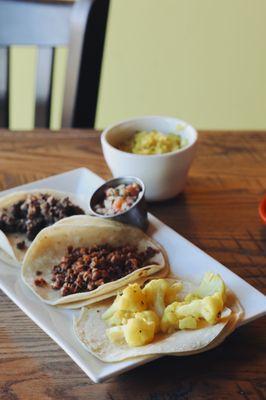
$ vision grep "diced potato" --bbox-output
[135,310,160,333]
[124,317,155,347]
[179,316,197,330]
[102,283,147,320]
[105,310,134,327]
[160,302,181,333]
[106,326,125,344]
[195,272,226,302]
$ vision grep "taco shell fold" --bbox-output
[22,222,167,305]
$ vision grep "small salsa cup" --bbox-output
[89,176,148,231]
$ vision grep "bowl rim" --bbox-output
[101,115,198,159]
[89,175,146,219]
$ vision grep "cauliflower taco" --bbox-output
[74,273,243,362]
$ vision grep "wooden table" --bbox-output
[0,130,265,400]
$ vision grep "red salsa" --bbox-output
[94,183,142,216]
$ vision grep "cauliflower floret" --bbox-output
[194,272,226,302]
[143,279,181,317]
[143,279,169,317]
[105,310,134,327]
[179,316,198,330]
[124,317,155,347]
[106,326,125,344]
[160,302,182,333]
[102,283,147,320]
[165,281,183,305]
[175,292,224,325]
[161,290,224,333]
[200,292,224,324]
[184,293,201,303]
[106,310,159,346]
[135,310,160,333]
[104,273,227,347]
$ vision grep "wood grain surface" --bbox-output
[0,129,265,400]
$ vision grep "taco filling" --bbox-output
[0,193,84,248]
[36,244,158,296]
[74,273,242,362]
[22,222,166,305]
[102,272,226,347]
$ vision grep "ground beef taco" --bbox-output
[21,221,167,305]
[0,189,86,266]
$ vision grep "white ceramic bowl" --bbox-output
[101,116,198,201]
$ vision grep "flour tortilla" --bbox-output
[22,223,167,305]
[170,309,240,357]
[0,189,87,266]
[54,216,169,308]
[55,215,124,227]
[170,293,243,357]
[73,288,237,363]
[74,305,233,363]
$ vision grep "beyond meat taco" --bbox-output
[0,189,86,266]
[73,273,243,362]
[21,222,167,305]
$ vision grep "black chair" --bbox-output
[0,0,109,128]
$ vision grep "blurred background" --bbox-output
[1,0,266,131]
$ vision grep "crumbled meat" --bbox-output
[16,240,27,250]
[0,194,84,241]
[34,277,48,287]
[50,244,158,296]
[36,270,42,276]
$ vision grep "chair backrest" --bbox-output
[0,0,109,129]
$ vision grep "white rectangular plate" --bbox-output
[0,168,265,383]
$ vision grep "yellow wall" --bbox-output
[95,0,266,130]
[9,46,37,130]
[8,1,266,131]
[9,46,68,131]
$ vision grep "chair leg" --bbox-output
[0,47,8,128]
[62,0,110,129]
